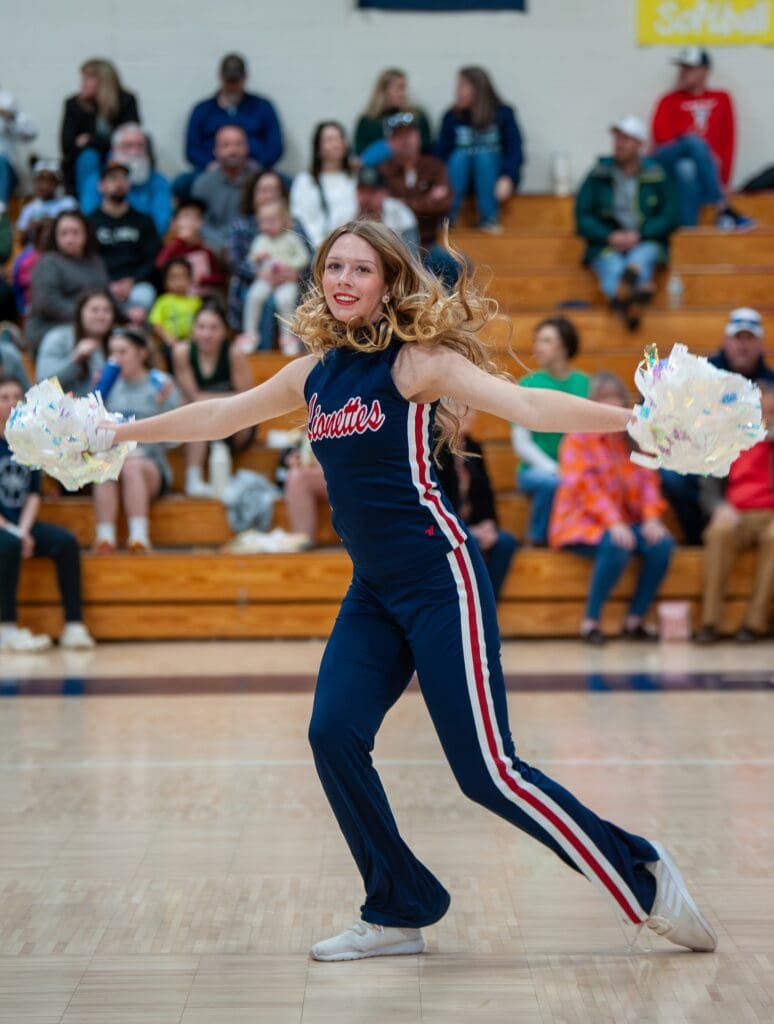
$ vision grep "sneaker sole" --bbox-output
[310,939,425,962]
[652,842,717,951]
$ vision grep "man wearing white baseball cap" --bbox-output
[650,48,752,229]
[709,308,774,383]
[575,116,677,330]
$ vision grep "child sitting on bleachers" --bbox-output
[148,258,202,352]
[241,200,310,355]
[154,199,225,297]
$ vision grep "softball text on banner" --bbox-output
[358,0,525,10]
[637,0,774,44]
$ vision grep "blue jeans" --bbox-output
[0,155,18,203]
[479,529,518,600]
[447,148,499,226]
[567,525,675,622]
[422,243,463,290]
[75,148,102,203]
[518,466,558,545]
[652,134,724,226]
[591,241,662,300]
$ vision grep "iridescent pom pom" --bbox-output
[628,344,765,477]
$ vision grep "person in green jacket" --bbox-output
[575,115,678,331]
[354,69,432,167]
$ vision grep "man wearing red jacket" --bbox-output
[651,47,753,229]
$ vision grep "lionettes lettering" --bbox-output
[307,393,386,441]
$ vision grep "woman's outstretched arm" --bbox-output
[398,346,632,434]
[106,355,316,446]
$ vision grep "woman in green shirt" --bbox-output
[354,68,432,166]
[512,316,589,544]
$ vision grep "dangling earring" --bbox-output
[382,294,390,304]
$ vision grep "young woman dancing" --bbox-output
[93,221,716,961]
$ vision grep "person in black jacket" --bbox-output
[436,410,519,600]
[60,58,140,198]
[88,162,160,315]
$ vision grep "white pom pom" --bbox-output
[6,379,136,492]
[628,344,765,477]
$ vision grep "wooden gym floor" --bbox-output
[1,639,773,1022]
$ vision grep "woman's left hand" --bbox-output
[641,518,669,545]
[494,176,513,202]
[469,520,499,551]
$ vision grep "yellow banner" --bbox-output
[638,0,774,44]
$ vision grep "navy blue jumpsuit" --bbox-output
[304,339,658,929]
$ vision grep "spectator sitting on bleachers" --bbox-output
[0,374,95,652]
[36,288,117,398]
[695,382,774,644]
[356,166,418,250]
[178,53,281,203]
[660,307,774,547]
[0,209,15,324]
[576,116,678,332]
[354,68,432,167]
[148,259,202,356]
[0,325,29,389]
[512,316,589,546]
[379,111,461,289]
[549,372,675,644]
[88,161,160,314]
[155,200,225,297]
[25,210,109,353]
[436,410,519,600]
[92,328,179,553]
[0,85,37,205]
[60,59,140,199]
[15,160,77,237]
[241,200,310,355]
[227,170,302,348]
[651,47,752,230]
[171,299,254,498]
[282,443,328,548]
[192,125,258,254]
[80,123,172,235]
[290,122,358,250]
[438,66,523,234]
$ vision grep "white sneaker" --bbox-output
[59,622,96,649]
[0,627,53,653]
[644,843,717,952]
[185,478,214,498]
[310,921,425,962]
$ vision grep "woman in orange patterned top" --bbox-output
[549,372,675,644]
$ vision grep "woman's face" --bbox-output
[533,325,566,369]
[253,173,283,210]
[455,74,475,109]
[81,295,114,338]
[108,335,146,376]
[322,234,387,326]
[384,75,407,109]
[80,71,98,99]
[56,217,87,258]
[318,126,347,166]
[193,310,227,352]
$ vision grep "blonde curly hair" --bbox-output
[291,220,510,455]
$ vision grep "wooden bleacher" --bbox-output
[15,192,774,641]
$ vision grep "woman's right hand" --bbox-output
[88,421,117,452]
[609,522,636,550]
[73,338,99,362]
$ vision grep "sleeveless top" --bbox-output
[304,341,468,580]
[190,342,232,393]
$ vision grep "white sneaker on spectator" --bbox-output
[59,622,96,649]
[310,921,425,962]
[185,477,214,498]
[644,842,717,951]
[0,626,53,653]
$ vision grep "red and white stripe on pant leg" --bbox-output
[446,542,649,925]
[407,402,466,547]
